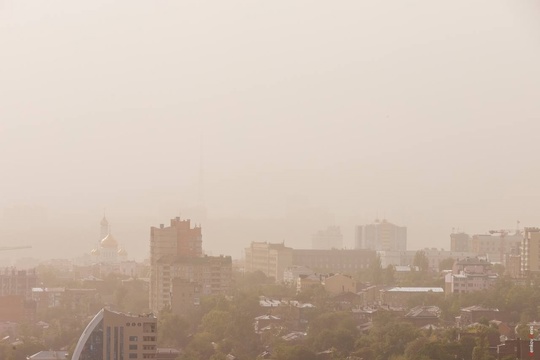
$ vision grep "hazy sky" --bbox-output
[1,1,540,261]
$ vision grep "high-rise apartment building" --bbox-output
[355,219,407,251]
[312,226,343,250]
[149,217,231,314]
[450,232,471,252]
[150,217,202,261]
[72,308,157,360]
[471,232,523,263]
[521,227,540,276]
[244,242,293,282]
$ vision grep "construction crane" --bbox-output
[0,246,32,251]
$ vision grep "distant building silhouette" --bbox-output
[90,216,128,264]
[312,226,343,249]
[450,232,470,252]
[355,219,407,251]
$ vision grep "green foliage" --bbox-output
[439,257,455,271]
[274,344,317,360]
[158,307,191,348]
[383,265,396,286]
[370,254,383,285]
[413,250,429,273]
[201,310,232,340]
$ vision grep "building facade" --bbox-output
[471,232,523,263]
[244,242,293,282]
[152,255,232,313]
[521,227,540,276]
[150,217,213,313]
[150,217,203,262]
[355,219,407,251]
[444,257,497,294]
[450,232,471,252]
[72,308,157,360]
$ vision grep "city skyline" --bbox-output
[1,1,540,262]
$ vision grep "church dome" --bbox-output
[100,234,118,248]
[91,248,100,256]
[118,248,128,256]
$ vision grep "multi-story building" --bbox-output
[450,232,471,252]
[292,249,376,273]
[72,308,157,360]
[149,217,231,314]
[312,226,343,250]
[521,227,540,276]
[244,242,293,282]
[355,219,407,251]
[152,255,232,313]
[0,268,38,299]
[444,257,497,294]
[471,232,523,263]
[150,217,203,261]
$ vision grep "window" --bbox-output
[129,354,137,359]
[129,336,138,342]
[129,345,137,350]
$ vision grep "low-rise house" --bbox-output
[404,305,441,327]
[323,274,359,296]
[380,287,444,308]
[255,314,282,333]
[457,305,508,328]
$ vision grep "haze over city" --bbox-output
[1,1,540,262]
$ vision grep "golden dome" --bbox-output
[118,248,128,256]
[100,234,118,248]
[91,248,100,255]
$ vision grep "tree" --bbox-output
[439,257,455,271]
[201,310,232,341]
[383,265,396,285]
[370,254,383,285]
[413,250,429,273]
[158,308,191,348]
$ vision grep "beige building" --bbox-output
[244,242,293,282]
[72,308,157,360]
[152,255,232,313]
[470,232,522,263]
[150,217,207,313]
[170,278,200,316]
[323,274,358,296]
[521,227,540,276]
[355,219,407,251]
